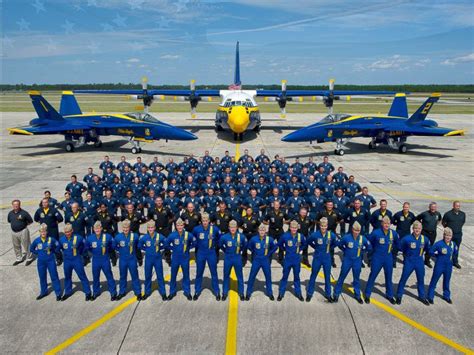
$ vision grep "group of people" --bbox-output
[7,150,466,306]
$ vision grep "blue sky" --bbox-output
[1,0,473,84]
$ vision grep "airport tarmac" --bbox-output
[0,112,473,354]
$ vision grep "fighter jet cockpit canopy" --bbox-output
[124,112,159,123]
[319,113,352,124]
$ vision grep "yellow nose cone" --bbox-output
[228,106,250,133]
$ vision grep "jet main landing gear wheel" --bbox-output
[398,144,407,153]
[334,149,345,156]
[65,142,75,152]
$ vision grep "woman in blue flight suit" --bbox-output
[427,227,458,304]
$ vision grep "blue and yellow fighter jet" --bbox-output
[281,93,465,155]
[7,91,197,153]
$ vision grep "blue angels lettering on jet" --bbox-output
[342,130,358,136]
[118,128,134,135]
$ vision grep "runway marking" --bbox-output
[46,263,193,354]
[370,186,474,203]
[301,264,473,354]
[224,142,241,355]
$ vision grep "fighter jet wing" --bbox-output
[8,122,92,135]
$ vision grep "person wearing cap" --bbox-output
[427,227,458,304]
[165,218,196,300]
[245,224,277,301]
[138,220,167,301]
[59,224,92,301]
[219,220,247,301]
[277,220,307,301]
[333,222,372,304]
[364,216,398,304]
[395,220,431,305]
[192,213,221,301]
[115,220,142,300]
[306,218,336,303]
[85,221,118,301]
[29,224,62,301]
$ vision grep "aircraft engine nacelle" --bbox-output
[422,119,438,127]
[128,95,141,100]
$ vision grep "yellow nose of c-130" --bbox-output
[227,106,250,133]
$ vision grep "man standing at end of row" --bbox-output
[8,199,34,266]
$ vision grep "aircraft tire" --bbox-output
[65,143,75,153]
[398,144,407,154]
[368,141,376,150]
[131,147,139,154]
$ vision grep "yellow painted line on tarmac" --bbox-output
[225,269,239,355]
[301,263,473,354]
[225,142,241,355]
[46,262,193,354]
[370,186,474,204]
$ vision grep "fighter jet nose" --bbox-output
[152,125,197,141]
[281,129,306,142]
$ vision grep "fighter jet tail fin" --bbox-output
[29,91,64,121]
[407,93,440,124]
[60,91,82,116]
[388,93,408,118]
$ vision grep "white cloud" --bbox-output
[126,57,140,63]
[441,53,474,66]
[355,55,431,71]
[160,54,180,59]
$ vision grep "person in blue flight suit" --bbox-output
[332,188,350,235]
[427,227,458,304]
[166,218,196,300]
[60,192,74,214]
[115,220,142,300]
[345,199,370,236]
[364,216,398,304]
[83,193,99,236]
[318,155,335,175]
[333,166,348,189]
[333,222,372,304]
[343,175,361,200]
[192,213,221,301]
[203,188,221,214]
[219,220,247,301]
[396,220,431,305]
[370,199,393,231]
[34,198,64,266]
[65,202,88,237]
[66,175,87,203]
[278,220,307,301]
[99,155,115,175]
[285,188,305,220]
[392,202,416,268]
[138,220,167,301]
[306,218,336,303]
[306,188,326,226]
[30,224,62,301]
[246,224,278,301]
[59,224,92,301]
[85,221,118,301]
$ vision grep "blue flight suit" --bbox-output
[219,232,247,297]
[34,207,63,240]
[164,197,182,216]
[278,232,307,297]
[285,196,305,219]
[365,228,398,299]
[65,211,88,237]
[203,195,221,214]
[30,236,62,297]
[83,200,99,235]
[345,208,370,236]
[370,209,393,230]
[396,234,431,299]
[306,195,326,221]
[138,232,167,297]
[333,172,348,189]
[115,232,142,296]
[121,171,135,187]
[224,196,242,217]
[427,240,458,301]
[59,234,91,296]
[85,233,117,297]
[165,230,196,296]
[246,235,278,297]
[334,234,372,298]
[66,182,86,203]
[332,195,350,234]
[193,225,221,295]
[306,230,336,298]
[343,182,361,200]
[88,181,105,201]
